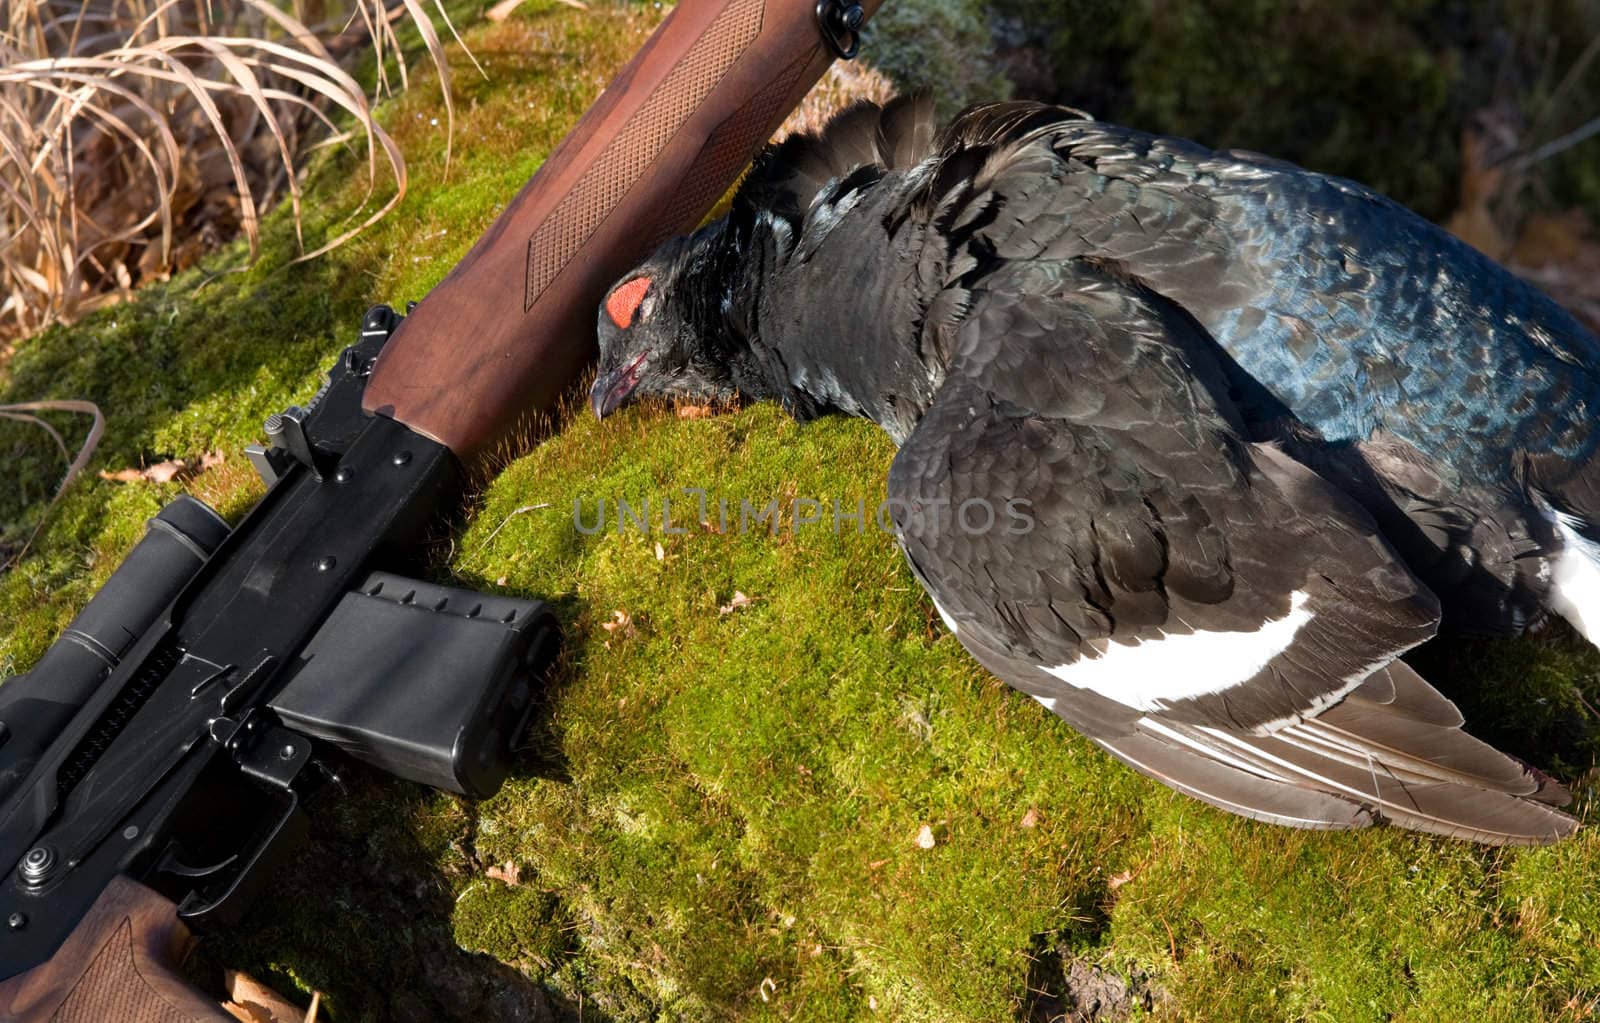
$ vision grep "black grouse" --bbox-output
[589,96,1583,843]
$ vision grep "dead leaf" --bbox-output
[487,861,521,885]
[719,590,755,615]
[221,970,304,1023]
[601,609,637,638]
[485,0,526,20]
[98,451,225,485]
[1108,869,1135,890]
[914,824,936,849]
[145,459,188,483]
[1019,807,1040,829]
[98,467,150,483]
[99,457,189,484]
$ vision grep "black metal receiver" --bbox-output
[0,308,559,981]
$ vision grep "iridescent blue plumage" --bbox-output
[982,119,1600,634]
[1196,163,1600,477]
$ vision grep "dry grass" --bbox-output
[0,0,468,349]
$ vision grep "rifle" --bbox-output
[0,1,880,1017]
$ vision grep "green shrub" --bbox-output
[991,0,1600,222]
[862,0,1014,118]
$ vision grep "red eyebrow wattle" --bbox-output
[606,276,652,329]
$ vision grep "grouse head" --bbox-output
[589,229,746,418]
[593,94,946,424]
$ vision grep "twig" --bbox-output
[1527,33,1600,149]
[477,502,551,550]
[1,398,104,570]
[1512,112,1600,171]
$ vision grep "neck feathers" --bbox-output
[695,93,1058,441]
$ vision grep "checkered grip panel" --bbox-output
[524,0,766,310]
[52,921,198,1023]
[647,47,817,249]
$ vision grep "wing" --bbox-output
[889,269,1575,843]
[891,266,1434,730]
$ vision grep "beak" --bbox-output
[591,352,648,419]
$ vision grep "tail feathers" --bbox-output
[1304,661,1571,808]
[934,100,1091,156]
[1285,712,1560,803]
[1093,660,1577,845]
[1101,724,1575,845]
[736,93,939,228]
[1310,662,1549,795]
[816,101,892,172]
[1342,781,1575,845]
[1310,662,1569,808]
[1527,769,1579,808]
[876,92,936,169]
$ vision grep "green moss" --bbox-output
[454,881,572,971]
[451,401,1153,1019]
[4,4,1600,1022]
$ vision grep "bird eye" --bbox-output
[606,275,653,329]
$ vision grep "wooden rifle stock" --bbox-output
[363,0,883,462]
[0,877,231,1022]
